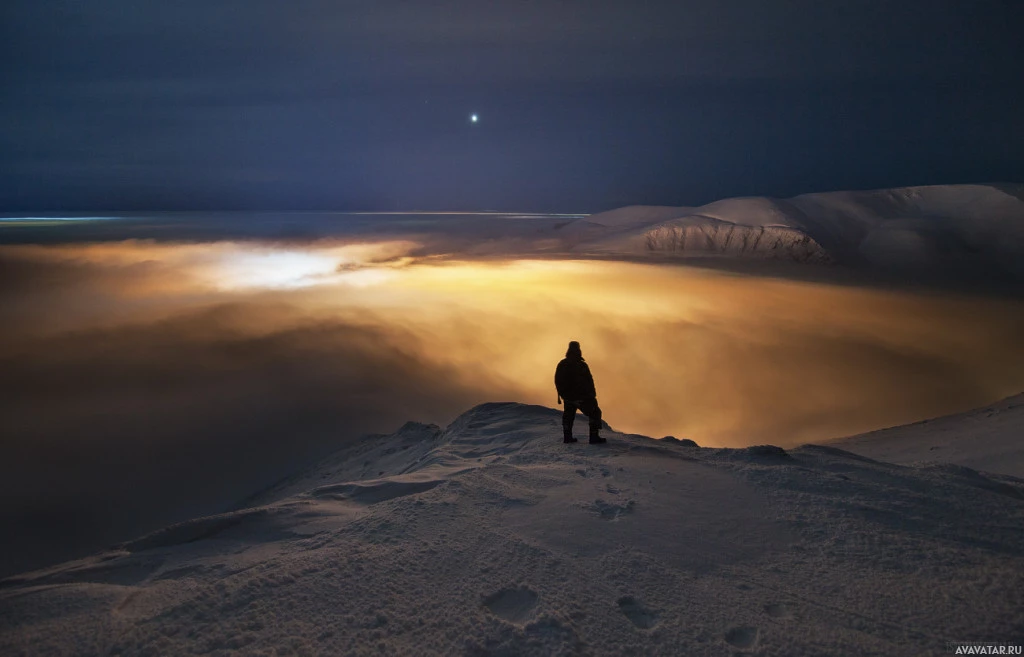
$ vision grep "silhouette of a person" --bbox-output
[555,341,606,444]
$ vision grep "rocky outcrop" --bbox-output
[640,216,833,263]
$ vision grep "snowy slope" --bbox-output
[2,402,1023,656]
[569,184,1024,278]
[830,393,1024,479]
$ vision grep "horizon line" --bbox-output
[0,211,592,219]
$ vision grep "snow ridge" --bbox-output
[2,401,1023,656]
[831,393,1024,478]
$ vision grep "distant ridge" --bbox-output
[564,184,1024,280]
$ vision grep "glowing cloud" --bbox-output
[3,240,1023,447]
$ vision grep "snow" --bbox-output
[3,401,1023,655]
[830,393,1024,479]
[569,184,1024,279]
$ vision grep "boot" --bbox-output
[589,428,606,444]
[563,428,578,444]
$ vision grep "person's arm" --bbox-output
[582,363,596,398]
[554,362,563,404]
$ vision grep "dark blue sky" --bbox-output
[2,0,1022,212]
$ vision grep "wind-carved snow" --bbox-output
[2,401,1024,656]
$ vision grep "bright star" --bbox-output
[470,114,479,123]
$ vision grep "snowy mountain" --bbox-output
[830,393,1024,478]
[3,402,1023,655]
[564,184,1024,279]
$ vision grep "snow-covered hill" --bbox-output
[566,184,1024,279]
[3,402,1023,655]
[830,393,1024,478]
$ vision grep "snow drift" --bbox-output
[566,184,1024,279]
[3,401,1023,655]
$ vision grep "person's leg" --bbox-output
[579,398,604,442]
[562,401,578,442]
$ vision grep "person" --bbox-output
[554,341,606,444]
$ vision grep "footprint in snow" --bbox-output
[724,625,760,650]
[483,585,538,624]
[764,602,793,618]
[617,596,659,629]
[582,498,634,520]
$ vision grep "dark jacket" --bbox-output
[555,356,596,402]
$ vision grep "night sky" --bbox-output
[3,0,1022,212]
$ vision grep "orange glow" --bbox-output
[3,240,1023,446]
